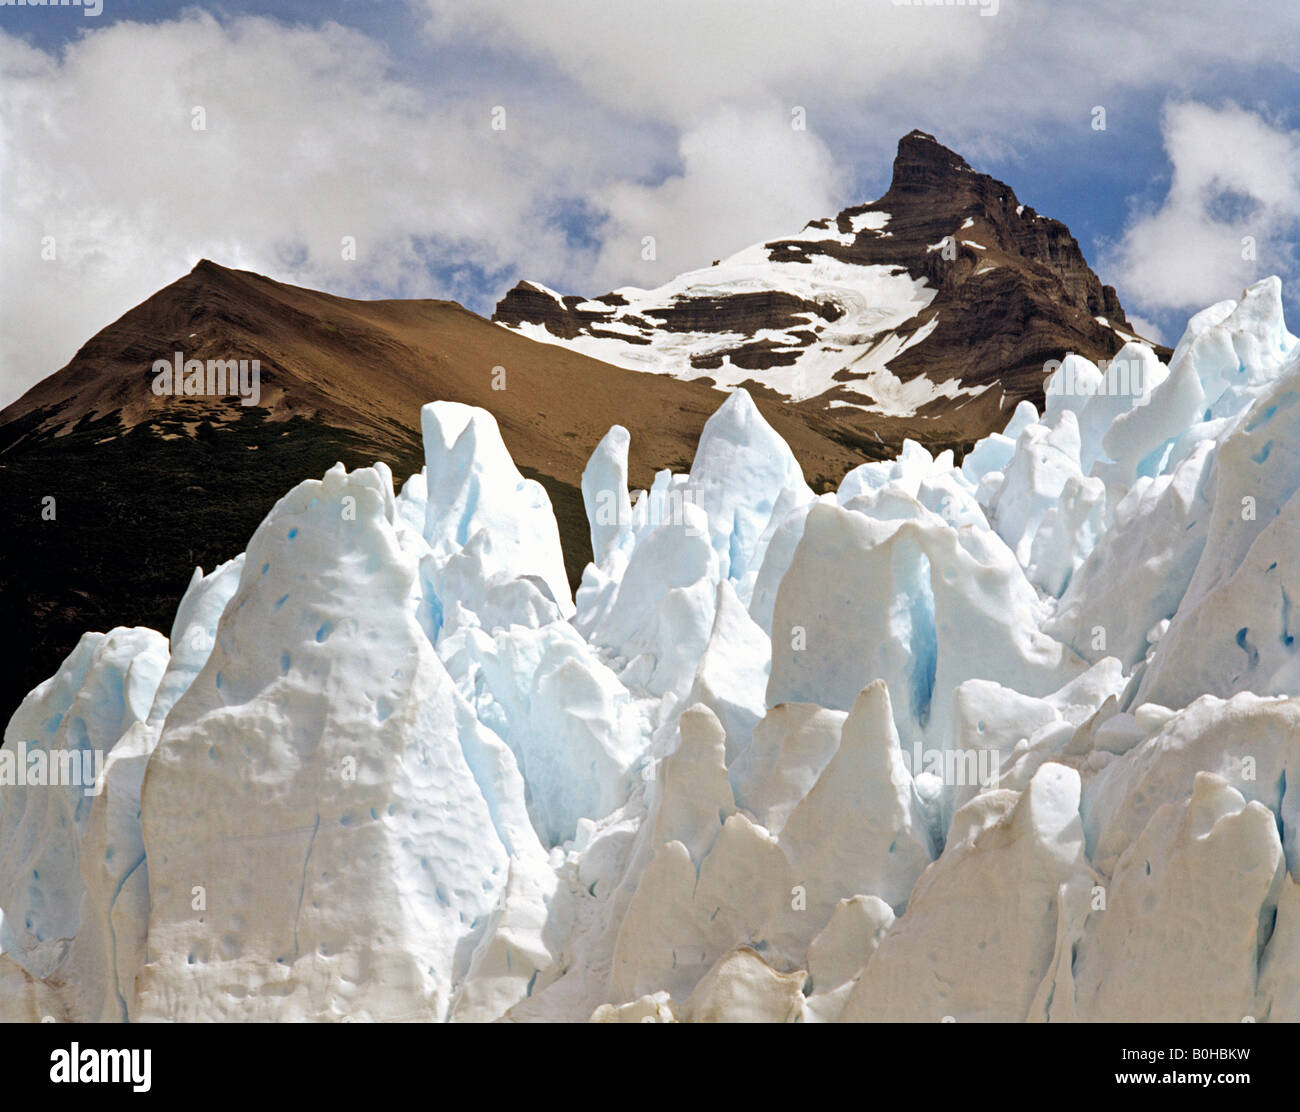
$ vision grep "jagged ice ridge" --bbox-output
[3,277,1300,1022]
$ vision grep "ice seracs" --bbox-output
[5,277,1300,1021]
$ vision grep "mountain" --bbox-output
[0,261,874,719]
[0,131,1163,720]
[495,129,1170,444]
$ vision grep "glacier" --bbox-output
[3,276,1300,1021]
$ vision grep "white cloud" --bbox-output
[421,0,997,128]
[5,2,1300,405]
[587,104,847,292]
[0,14,649,405]
[1103,102,1300,316]
[419,0,1300,139]
[1123,313,1166,347]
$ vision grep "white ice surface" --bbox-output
[5,278,1300,1021]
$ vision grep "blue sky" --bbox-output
[1,0,1298,404]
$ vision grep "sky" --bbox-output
[0,0,1298,407]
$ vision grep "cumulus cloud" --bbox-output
[1103,102,1300,316]
[0,13,646,405]
[419,0,1300,140]
[587,104,847,292]
[1123,313,1166,347]
[421,0,997,129]
[0,12,863,406]
[5,1,1300,404]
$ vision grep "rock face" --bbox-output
[495,130,1167,431]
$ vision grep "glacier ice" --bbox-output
[6,277,1300,1021]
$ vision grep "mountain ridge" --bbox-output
[0,260,879,720]
[0,131,1164,719]
[494,129,1166,434]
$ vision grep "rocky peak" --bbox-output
[883,129,976,197]
[493,130,1165,441]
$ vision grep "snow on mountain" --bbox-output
[501,242,943,410]
[2,276,1299,1022]
[494,131,1162,428]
